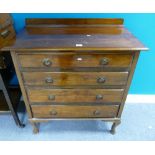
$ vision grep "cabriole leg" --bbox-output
[30,122,39,134]
[110,120,121,135]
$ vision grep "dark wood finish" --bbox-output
[0,14,13,28]
[11,51,33,118]
[26,18,124,25]
[26,18,124,35]
[2,29,148,51]
[27,88,124,103]
[22,71,128,86]
[2,18,148,134]
[0,13,15,49]
[31,105,119,118]
[2,19,148,51]
[18,53,133,69]
[0,25,15,44]
[26,25,124,35]
[110,120,121,134]
[117,51,140,117]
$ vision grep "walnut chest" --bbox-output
[2,18,148,134]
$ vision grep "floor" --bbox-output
[0,103,155,141]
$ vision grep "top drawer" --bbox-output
[17,53,133,69]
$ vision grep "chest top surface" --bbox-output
[2,18,148,52]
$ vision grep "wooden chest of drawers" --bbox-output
[3,18,148,134]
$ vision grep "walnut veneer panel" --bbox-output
[31,105,119,118]
[27,88,124,104]
[22,71,128,86]
[18,53,133,69]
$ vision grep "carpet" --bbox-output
[0,103,155,141]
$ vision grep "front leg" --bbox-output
[110,120,121,135]
[30,122,39,134]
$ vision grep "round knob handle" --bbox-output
[42,58,52,67]
[1,29,10,38]
[45,77,53,83]
[93,110,101,116]
[50,110,57,116]
[100,58,109,65]
[97,77,106,83]
[96,94,103,100]
[48,95,55,100]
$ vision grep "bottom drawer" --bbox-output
[31,105,119,118]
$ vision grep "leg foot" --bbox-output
[31,122,39,134]
[17,123,25,128]
[110,120,121,135]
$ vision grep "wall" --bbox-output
[11,13,155,94]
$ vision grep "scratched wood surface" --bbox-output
[2,18,148,51]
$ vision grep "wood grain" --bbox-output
[11,51,33,118]
[22,71,128,86]
[26,18,124,25]
[1,18,148,51]
[0,25,15,41]
[27,88,124,103]
[31,105,119,118]
[6,18,148,134]
[26,26,123,35]
[117,51,140,117]
[0,13,12,27]
[18,53,133,69]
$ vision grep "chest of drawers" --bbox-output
[3,18,148,134]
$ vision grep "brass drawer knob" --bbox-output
[48,95,55,100]
[97,77,106,83]
[42,58,52,67]
[50,110,57,116]
[100,58,109,65]
[93,110,101,116]
[45,77,53,83]
[96,94,103,100]
[1,29,10,38]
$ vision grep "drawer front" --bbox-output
[22,72,128,86]
[18,53,133,68]
[27,88,124,103]
[31,105,119,118]
[0,25,15,43]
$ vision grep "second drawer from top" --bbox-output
[22,71,129,86]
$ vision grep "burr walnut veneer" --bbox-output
[2,18,148,134]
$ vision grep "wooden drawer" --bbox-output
[22,71,128,86]
[17,53,133,69]
[31,105,119,118]
[27,88,124,103]
[0,25,15,44]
